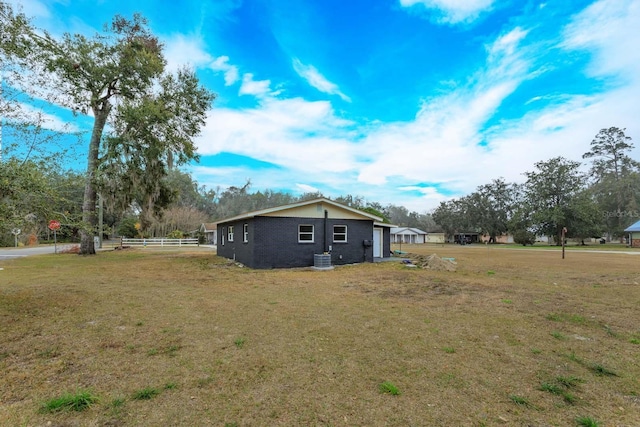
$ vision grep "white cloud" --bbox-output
[296,183,319,193]
[196,96,355,174]
[209,56,239,86]
[238,73,273,97]
[163,34,213,73]
[6,0,50,19]
[487,27,528,58]
[399,0,494,24]
[11,103,81,133]
[561,0,640,80]
[292,58,351,102]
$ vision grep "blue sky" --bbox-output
[8,0,640,211]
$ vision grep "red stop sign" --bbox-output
[48,220,61,230]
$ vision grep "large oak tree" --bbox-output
[1,6,214,253]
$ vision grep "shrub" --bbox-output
[513,230,536,246]
[167,229,184,239]
[117,217,139,238]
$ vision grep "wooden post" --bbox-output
[561,227,567,259]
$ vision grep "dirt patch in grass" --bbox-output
[1,244,639,426]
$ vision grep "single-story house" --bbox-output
[200,223,217,245]
[624,220,640,248]
[425,232,445,244]
[451,232,481,244]
[481,233,515,244]
[390,227,428,244]
[215,198,393,269]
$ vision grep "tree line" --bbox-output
[432,127,640,245]
[0,159,441,245]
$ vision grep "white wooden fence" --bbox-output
[120,238,199,247]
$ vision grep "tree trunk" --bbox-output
[79,105,110,255]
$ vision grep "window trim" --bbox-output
[298,224,314,243]
[228,225,234,242]
[243,223,248,243]
[333,224,347,243]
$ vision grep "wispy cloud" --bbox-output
[209,56,239,86]
[238,73,273,97]
[296,183,319,193]
[292,58,351,102]
[561,0,640,80]
[399,0,494,24]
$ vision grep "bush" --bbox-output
[117,217,139,238]
[513,230,536,246]
[167,230,184,239]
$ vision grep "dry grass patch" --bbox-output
[0,244,639,425]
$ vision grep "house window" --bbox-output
[221,228,225,246]
[298,224,314,243]
[243,223,248,243]
[333,225,347,242]
[228,226,234,242]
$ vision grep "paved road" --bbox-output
[0,244,216,260]
[0,245,71,259]
[454,244,640,255]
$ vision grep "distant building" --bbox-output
[390,227,427,244]
[390,227,445,244]
[200,223,217,245]
[481,233,514,244]
[624,220,640,247]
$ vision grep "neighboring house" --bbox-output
[390,227,428,244]
[624,220,640,247]
[481,233,515,244]
[425,232,445,244]
[215,198,393,269]
[200,223,217,245]
[451,232,481,244]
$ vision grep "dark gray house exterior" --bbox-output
[215,198,392,269]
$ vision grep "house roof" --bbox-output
[214,198,393,227]
[200,223,217,232]
[390,227,428,235]
[624,220,640,232]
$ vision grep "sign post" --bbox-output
[48,220,61,253]
[11,228,21,248]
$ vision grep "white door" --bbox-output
[373,228,382,258]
